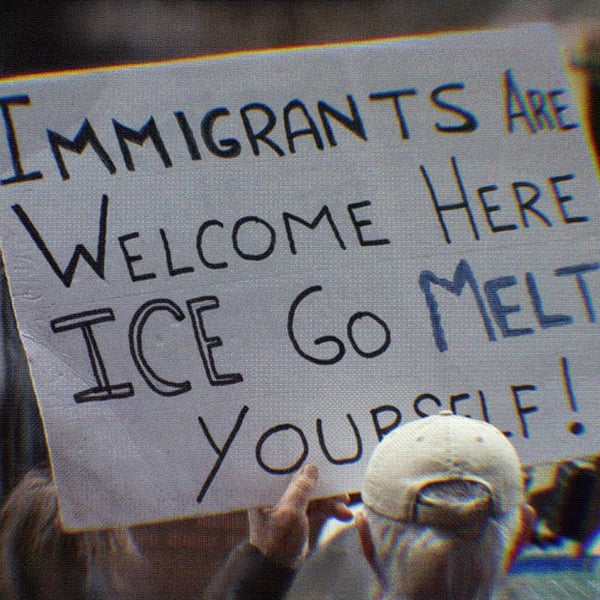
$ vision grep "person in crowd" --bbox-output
[352,411,537,600]
[0,463,352,600]
[0,468,144,600]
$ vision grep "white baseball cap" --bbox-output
[362,412,525,529]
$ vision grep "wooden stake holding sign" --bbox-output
[0,24,598,529]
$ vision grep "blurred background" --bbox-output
[0,1,598,73]
[1,2,600,598]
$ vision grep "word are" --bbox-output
[503,68,579,134]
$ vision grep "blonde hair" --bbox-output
[0,469,142,600]
[364,480,521,600]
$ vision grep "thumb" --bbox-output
[248,506,266,531]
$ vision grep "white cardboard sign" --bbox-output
[1,24,599,529]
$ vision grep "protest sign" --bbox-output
[0,24,599,529]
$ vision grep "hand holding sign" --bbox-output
[249,464,352,568]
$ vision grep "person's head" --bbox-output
[0,468,143,600]
[357,412,536,600]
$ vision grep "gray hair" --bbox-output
[364,479,521,600]
[0,469,143,600]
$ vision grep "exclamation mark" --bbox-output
[560,356,585,435]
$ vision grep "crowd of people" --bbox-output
[0,412,537,599]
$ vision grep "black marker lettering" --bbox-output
[503,69,536,134]
[197,405,249,503]
[369,89,417,139]
[240,103,285,157]
[414,393,442,417]
[283,206,346,255]
[347,201,390,247]
[317,414,363,464]
[12,194,109,288]
[118,232,157,282]
[511,385,538,438]
[547,90,579,131]
[477,185,517,233]
[549,174,588,224]
[526,90,555,131]
[0,95,43,185]
[317,95,367,146]
[201,108,241,158]
[160,228,195,277]
[346,311,391,358]
[284,99,324,153]
[256,423,308,474]
[450,393,471,416]
[187,296,243,386]
[512,181,552,228]
[371,405,401,441]
[51,308,134,403]
[47,119,116,180]
[430,83,478,133]
[129,298,191,396]
[196,220,228,269]
[113,117,172,171]
[420,157,479,244]
[232,216,276,261]
[287,285,345,365]
[174,110,202,160]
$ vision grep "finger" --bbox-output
[247,506,267,533]
[329,492,352,519]
[328,492,351,506]
[309,495,353,522]
[331,500,354,522]
[277,464,319,511]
